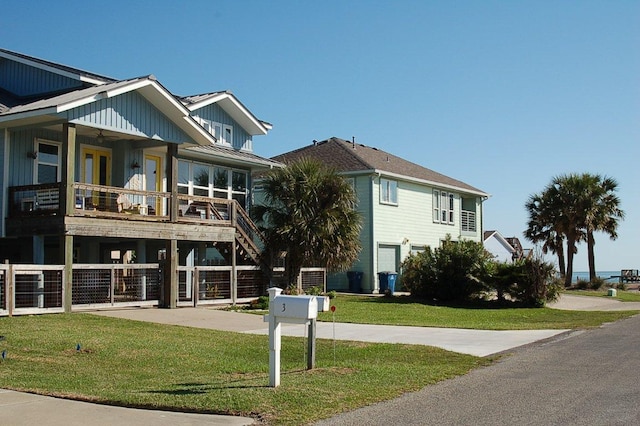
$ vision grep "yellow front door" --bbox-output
[81,147,112,209]
[144,154,162,215]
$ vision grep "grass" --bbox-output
[563,289,640,302]
[0,313,490,425]
[2,296,637,424]
[316,295,639,330]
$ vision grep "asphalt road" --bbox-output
[316,313,640,426]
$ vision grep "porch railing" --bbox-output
[74,183,170,217]
[8,183,62,217]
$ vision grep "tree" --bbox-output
[524,192,567,278]
[524,173,624,287]
[579,174,625,281]
[252,158,362,289]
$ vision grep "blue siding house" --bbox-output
[0,48,281,311]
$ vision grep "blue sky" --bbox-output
[2,1,638,271]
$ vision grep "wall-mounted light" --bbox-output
[131,160,141,170]
[27,151,38,159]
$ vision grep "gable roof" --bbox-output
[483,230,516,253]
[181,91,271,136]
[272,137,489,196]
[0,48,115,85]
[0,75,215,145]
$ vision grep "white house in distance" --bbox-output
[483,230,529,263]
[269,137,490,293]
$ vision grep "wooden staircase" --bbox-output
[233,201,264,264]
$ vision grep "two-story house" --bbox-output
[0,48,282,313]
[271,137,490,293]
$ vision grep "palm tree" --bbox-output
[579,174,625,281]
[524,192,567,278]
[252,158,362,289]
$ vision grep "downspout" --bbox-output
[369,172,380,293]
[2,129,9,238]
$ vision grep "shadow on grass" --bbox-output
[357,294,533,310]
[147,379,271,394]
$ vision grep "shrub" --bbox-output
[576,278,590,290]
[248,295,270,310]
[304,286,323,295]
[589,277,607,290]
[402,235,493,302]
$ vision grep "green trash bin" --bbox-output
[378,271,398,295]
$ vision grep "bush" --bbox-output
[403,237,560,307]
[575,278,590,290]
[248,295,270,310]
[589,277,607,290]
[516,257,561,306]
[402,235,493,302]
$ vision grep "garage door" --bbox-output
[378,245,399,273]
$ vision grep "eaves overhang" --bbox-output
[0,77,216,146]
[369,168,491,198]
[184,92,269,136]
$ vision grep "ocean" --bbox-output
[572,270,626,283]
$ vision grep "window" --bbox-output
[34,139,61,184]
[222,125,233,146]
[198,118,231,147]
[449,193,455,223]
[380,178,398,205]
[434,189,455,225]
[177,160,248,208]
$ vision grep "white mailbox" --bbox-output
[316,296,330,312]
[271,295,318,320]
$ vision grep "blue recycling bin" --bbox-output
[378,271,398,295]
[347,271,363,293]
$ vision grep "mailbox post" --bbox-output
[267,287,318,387]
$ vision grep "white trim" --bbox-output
[34,138,62,184]
[185,92,268,136]
[0,50,109,85]
[371,169,489,198]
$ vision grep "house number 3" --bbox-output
[281,303,286,312]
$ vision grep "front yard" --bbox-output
[0,295,637,424]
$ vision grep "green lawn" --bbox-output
[0,313,489,425]
[317,295,639,330]
[1,296,637,424]
[563,289,640,302]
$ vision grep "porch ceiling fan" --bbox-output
[95,129,117,144]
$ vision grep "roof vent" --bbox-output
[352,136,356,149]
[313,139,317,146]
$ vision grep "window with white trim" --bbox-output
[222,124,233,146]
[199,118,232,147]
[177,160,248,209]
[433,189,455,225]
[34,139,61,184]
[380,178,398,205]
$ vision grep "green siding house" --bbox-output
[271,137,490,293]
